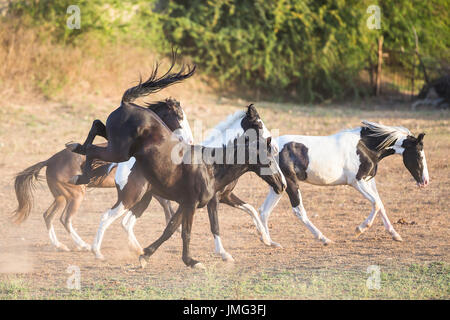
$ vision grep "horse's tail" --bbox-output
[121,50,196,104]
[12,160,47,224]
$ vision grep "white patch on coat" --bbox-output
[201,110,246,147]
[115,157,136,190]
[276,129,362,185]
[179,109,194,144]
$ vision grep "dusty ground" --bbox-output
[0,94,448,299]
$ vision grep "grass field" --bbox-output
[0,92,448,300]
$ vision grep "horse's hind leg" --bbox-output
[43,196,70,251]
[285,180,332,245]
[120,192,154,255]
[60,194,91,251]
[73,144,131,185]
[67,120,107,155]
[91,202,129,260]
[207,196,233,262]
[154,195,181,232]
[220,191,271,246]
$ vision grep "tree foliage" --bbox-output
[4,0,449,102]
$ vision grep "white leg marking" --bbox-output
[91,203,127,259]
[353,180,380,235]
[124,214,143,255]
[213,235,234,262]
[292,190,332,245]
[48,225,69,251]
[237,203,272,246]
[68,222,91,251]
[368,180,402,241]
[258,187,283,247]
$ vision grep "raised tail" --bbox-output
[121,51,196,104]
[12,160,47,224]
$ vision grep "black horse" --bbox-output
[67,53,196,184]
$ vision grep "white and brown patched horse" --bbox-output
[259,121,430,247]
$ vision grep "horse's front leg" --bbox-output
[181,204,204,269]
[139,203,194,269]
[353,179,402,241]
[220,191,272,246]
[207,195,234,262]
[66,119,107,155]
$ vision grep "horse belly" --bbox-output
[304,150,347,185]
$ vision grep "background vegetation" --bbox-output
[1,0,448,102]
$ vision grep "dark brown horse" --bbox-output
[71,105,286,268]
[89,105,280,261]
[66,54,196,185]
[12,98,193,251]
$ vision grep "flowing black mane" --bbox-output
[360,121,410,151]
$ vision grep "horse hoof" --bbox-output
[139,255,148,269]
[268,241,282,248]
[66,142,84,154]
[323,238,334,246]
[57,244,70,252]
[392,233,403,242]
[355,226,364,238]
[69,175,90,185]
[222,253,235,262]
[95,253,105,260]
[68,175,80,185]
[77,244,91,252]
[193,262,206,270]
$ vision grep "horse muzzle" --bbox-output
[417,177,429,188]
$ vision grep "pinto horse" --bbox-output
[66,54,196,185]
[12,98,193,251]
[90,105,284,261]
[258,121,430,247]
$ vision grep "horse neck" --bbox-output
[208,145,251,191]
[359,127,405,160]
[201,112,245,147]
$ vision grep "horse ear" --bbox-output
[247,104,257,118]
[417,133,425,143]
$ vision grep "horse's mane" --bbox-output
[201,110,246,146]
[361,120,411,150]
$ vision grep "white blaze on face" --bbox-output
[258,119,279,154]
[421,150,430,185]
[175,109,194,144]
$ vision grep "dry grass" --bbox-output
[0,18,211,105]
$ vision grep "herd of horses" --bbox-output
[12,55,430,269]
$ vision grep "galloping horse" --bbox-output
[12,98,194,251]
[258,121,430,247]
[90,104,284,261]
[70,108,286,268]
